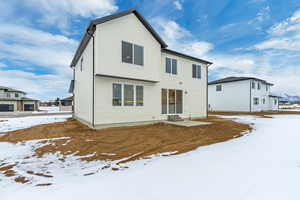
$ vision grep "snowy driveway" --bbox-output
[1,114,300,200]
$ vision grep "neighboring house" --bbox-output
[0,86,39,112]
[69,8,212,129]
[208,77,280,112]
[59,96,73,112]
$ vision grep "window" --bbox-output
[112,83,122,106]
[80,57,83,71]
[161,89,183,114]
[266,85,268,91]
[165,58,177,75]
[262,98,265,104]
[216,85,222,92]
[122,41,133,64]
[257,82,261,90]
[0,104,14,112]
[252,82,255,89]
[134,44,144,66]
[15,93,19,98]
[254,97,259,105]
[124,84,134,106]
[24,104,34,111]
[161,89,168,114]
[274,99,277,105]
[122,41,144,66]
[168,89,176,114]
[176,90,183,114]
[136,86,144,106]
[6,93,11,98]
[192,64,201,79]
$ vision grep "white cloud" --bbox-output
[173,0,182,10]
[152,17,300,95]
[0,62,7,68]
[255,8,300,50]
[0,24,77,75]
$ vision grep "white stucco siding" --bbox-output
[95,14,161,82]
[94,77,159,125]
[73,36,94,124]
[208,80,251,112]
[159,53,207,118]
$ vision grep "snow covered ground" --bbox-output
[1,114,300,200]
[0,115,72,133]
[38,106,60,112]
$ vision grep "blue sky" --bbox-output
[0,0,300,100]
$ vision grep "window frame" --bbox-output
[192,64,201,79]
[216,85,222,92]
[80,57,83,72]
[112,83,122,106]
[252,81,255,89]
[15,93,19,98]
[254,97,259,105]
[165,57,177,75]
[136,85,144,106]
[124,84,134,106]
[122,41,144,66]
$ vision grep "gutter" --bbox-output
[87,27,95,127]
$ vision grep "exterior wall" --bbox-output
[159,53,207,119]
[208,80,251,112]
[268,97,279,111]
[95,14,161,82]
[0,91,25,100]
[73,35,94,124]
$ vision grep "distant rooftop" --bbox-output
[0,86,26,94]
[208,77,274,86]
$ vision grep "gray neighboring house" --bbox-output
[0,86,39,112]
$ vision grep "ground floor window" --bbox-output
[254,97,259,105]
[24,104,34,111]
[274,99,277,105]
[161,89,183,114]
[112,83,144,107]
[0,104,14,112]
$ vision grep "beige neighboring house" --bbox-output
[0,86,39,112]
[69,8,212,129]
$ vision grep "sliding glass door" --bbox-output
[161,89,183,114]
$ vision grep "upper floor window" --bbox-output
[165,58,177,75]
[266,85,268,91]
[15,93,19,98]
[254,97,259,105]
[252,82,255,89]
[6,93,11,98]
[122,41,144,66]
[192,64,201,79]
[80,57,83,72]
[257,82,261,90]
[216,85,222,92]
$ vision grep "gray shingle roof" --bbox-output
[208,77,274,85]
[0,86,26,94]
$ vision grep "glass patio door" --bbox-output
[161,89,183,114]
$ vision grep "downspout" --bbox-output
[72,67,75,116]
[249,81,252,112]
[87,27,95,128]
[206,63,212,118]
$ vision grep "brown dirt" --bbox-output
[36,183,52,187]
[0,120,8,122]
[0,117,251,163]
[15,176,29,183]
[209,111,300,118]
[0,164,15,171]
[27,170,53,178]
[3,170,16,177]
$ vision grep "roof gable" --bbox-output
[70,8,167,67]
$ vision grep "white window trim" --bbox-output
[122,41,144,66]
[161,88,183,115]
[113,83,144,107]
[166,57,177,75]
[193,64,201,79]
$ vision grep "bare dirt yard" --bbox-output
[0,116,251,165]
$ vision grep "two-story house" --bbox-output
[0,86,39,112]
[69,8,212,129]
[208,77,280,112]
